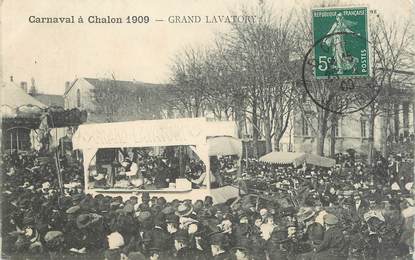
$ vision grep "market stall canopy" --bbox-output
[1,81,46,117]
[1,82,87,129]
[207,136,242,157]
[259,152,335,168]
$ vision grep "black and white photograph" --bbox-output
[1,0,414,259]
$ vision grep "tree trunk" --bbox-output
[330,116,336,158]
[316,110,329,156]
[273,134,281,151]
[264,117,272,153]
[368,111,376,166]
[393,102,400,142]
[380,112,390,158]
[234,106,244,139]
[252,101,259,158]
[317,131,326,156]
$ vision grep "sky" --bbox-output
[1,0,414,95]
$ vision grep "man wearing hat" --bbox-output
[230,237,252,260]
[209,232,231,260]
[173,230,205,260]
[314,213,348,260]
[149,213,171,257]
[44,231,65,260]
[266,227,289,260]
[166,214,180,234]
[297,208,324,254]
[75,213,106,253]
[351,192,368,220]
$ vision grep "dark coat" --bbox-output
[305,222,324,246]
[350,200,369,219]
[267,243,288,260]
[154,167,169,189]
[150,226,172,252]
[314,226,348,260]
[104,248,121,260]
[176,246,206,260]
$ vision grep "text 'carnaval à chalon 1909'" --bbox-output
[28,15,256,24]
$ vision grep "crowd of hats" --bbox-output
[1,150,414,259]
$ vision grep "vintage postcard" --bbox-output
[1,0,414,259]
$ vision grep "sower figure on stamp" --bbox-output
[323,12,359,74]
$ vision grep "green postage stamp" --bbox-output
[312,7,369,79]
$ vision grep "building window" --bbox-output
[360,120,367,138]
[76,89,81,107]
[302,117,309,136]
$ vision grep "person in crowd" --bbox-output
[313,214,348,260]
[1,149,414,260]
[173,229,205,260]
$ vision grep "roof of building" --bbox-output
[84,77,165,90]
[33,94,64,107]
[64,77,170,96]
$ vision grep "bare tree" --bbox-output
[169,47,210,118]
[216,2,298,155]
[362,15,414,163]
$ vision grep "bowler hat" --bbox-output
[230,237,250,252]
[153,214,166,226]
[270,228,288,244]
[166,214,179,224]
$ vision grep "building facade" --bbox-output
[291,87,415,156]
[64,77,173,123]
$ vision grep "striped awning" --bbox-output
[259,152,335,168]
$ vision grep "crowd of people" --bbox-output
[1,149,414,260]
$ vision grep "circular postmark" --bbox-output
[301,31,382,114]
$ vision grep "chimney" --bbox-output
[65,81,71,93]
[28,77,37,96]
[10,76,13,82]
[20,81,28,92]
